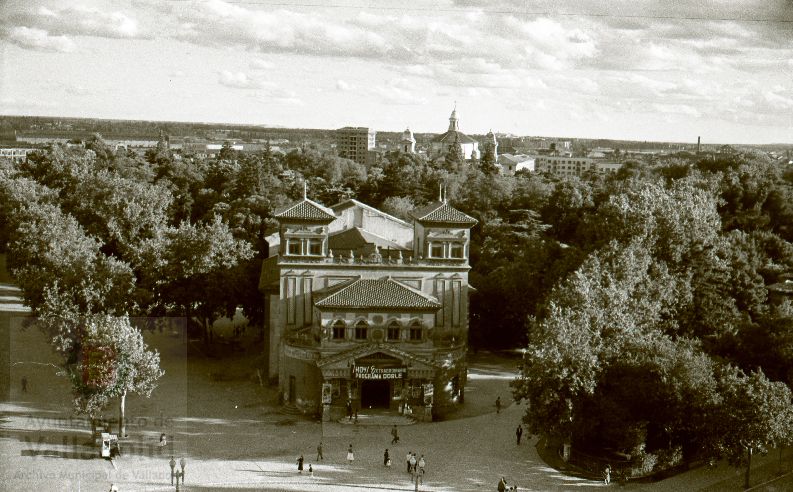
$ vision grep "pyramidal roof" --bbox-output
[314,277,441,310]
[275,198,336,222]
[410,201,477,226]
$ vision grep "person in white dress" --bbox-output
[347,444,354,464]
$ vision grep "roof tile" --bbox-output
[410,201,477,225]
[275,199,336,222]
[315,278,441,310]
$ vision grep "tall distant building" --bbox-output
[430,107,479,160]
[337,127,376,166]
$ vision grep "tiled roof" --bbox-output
[275,198,336,222]
[328,227,408,252]
[410,201,478,225]
[316,343,442,369]
[314,278,441,310]
[432,130,478,144]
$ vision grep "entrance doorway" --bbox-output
[360,380,391,409]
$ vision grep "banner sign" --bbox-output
[353,365,407,380]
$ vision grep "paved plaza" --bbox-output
[1,271,791,491]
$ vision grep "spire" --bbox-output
[439,183,443,201]
[448,103,459,132]
[303,181,307,199]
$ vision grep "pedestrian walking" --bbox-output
[409,453,417,474]
[496,396,501,414]
[297,454,304,473]
[603,465,611,485]
[418,455,426,478]
[317,441,323,460]
[179,457,186,481]
[347,444,355,464]
[516,424,523,445]
[169,456,176,485]
[347,400,353,421]
[21,376,27,393]
[384,448,390,466]
[391,424,399,444]
[309,464,314,478]
[406,451,412,473]
[498,477,507,492]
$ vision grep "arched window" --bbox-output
[409,320,423,341]
[354,320,368,340]
[332,319,346,340]
[386,320,401,341]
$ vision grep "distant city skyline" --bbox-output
[1,0,791,144]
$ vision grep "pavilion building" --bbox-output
[259,195,476,421]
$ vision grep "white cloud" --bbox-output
[250,59,274,70]
[336,80,353,91]
[218,71,268,89]
[7,26,75,52]
[5,5,142,40]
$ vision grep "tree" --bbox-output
[443,134,465,172]
[39,313,163,437]
[714,367,793,487]
[479,145,497,174]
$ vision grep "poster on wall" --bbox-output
[423,383,434,405]
[322,383,332,404]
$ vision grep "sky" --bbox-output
[0,0,791,144]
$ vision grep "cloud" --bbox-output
[4,5,142,40]
[250,58,274,70]
[6,26,75,52]
[336,80,354,91]
[218,71,268,89]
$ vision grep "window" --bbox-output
[450,242,465,259]
[287,240,302,255]
[387,321,401,341]
[308,239,322,256]
[332,320,346,340]
[430,242,444,258]
[409,321,422,341]
[355,320,368,340]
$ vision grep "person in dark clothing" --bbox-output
[498,477,507,492]
[516,424,523,445]
[297,454,304,473]
[346,400,353,421]
[316,441,323,460]
[496,396,501,414]
[384,448,390,466]
[391,424,399,444]
[21,376,27,393]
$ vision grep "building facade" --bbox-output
[535,156,622,177]
[259,196,476,421]
[337,127,376,166]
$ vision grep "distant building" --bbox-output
[0,148,35,162]
[536,156,622,177]
[337,127,376,166]
[259,194,476,421]
[398,127,416,154]
[498,154,535,174]
[430,107,480,160]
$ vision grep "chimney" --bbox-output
[697,136,701,154]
